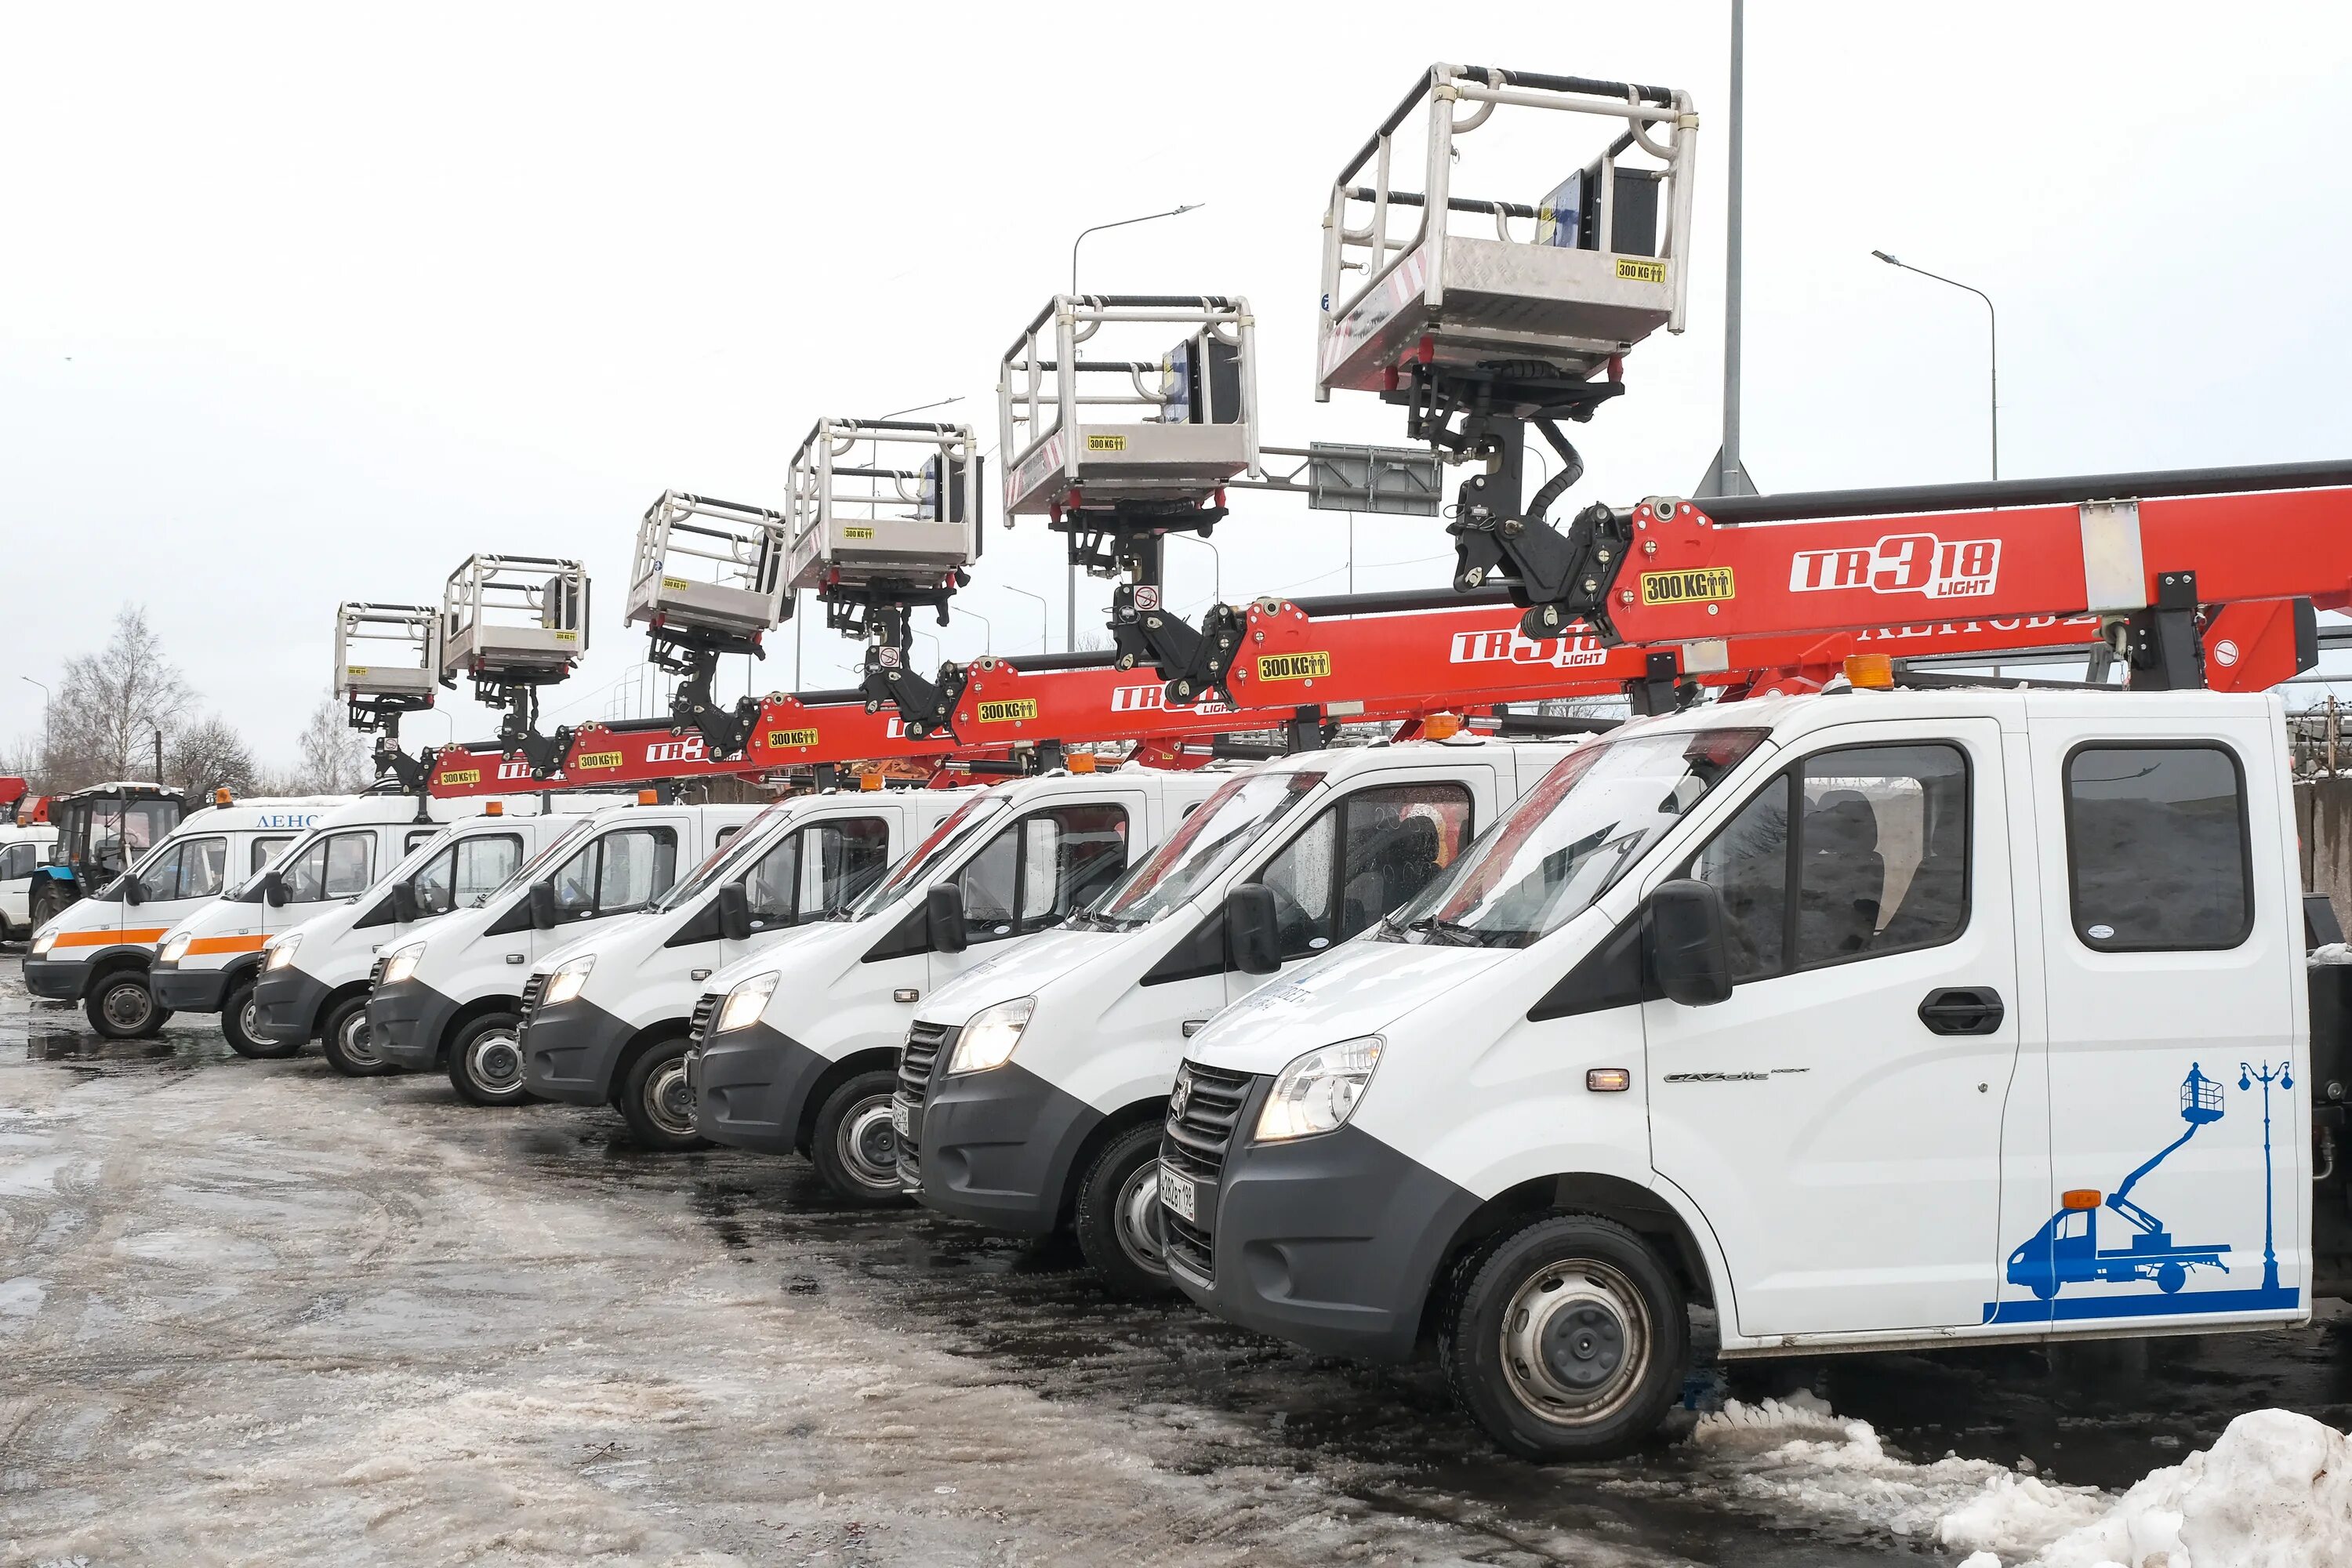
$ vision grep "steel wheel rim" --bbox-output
[467,1030,524,1097]
[338,1011,380,1068]
[102,983,152,1031]
[644,1058,697,1138]
[1114,1160,1171,1279]
[1498,1258,1650,1428]
[238,996,261,1042]
[839,1097,898,1189]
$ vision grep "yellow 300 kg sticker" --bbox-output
[1639,568,1736,607]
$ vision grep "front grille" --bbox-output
[368,956,389,989]
[517,972,550,1027]
[1160,1062,1258,1282]
[688,992,720,1048]
[897,1021,953,1109]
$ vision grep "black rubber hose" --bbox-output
[1526,419,1586,526]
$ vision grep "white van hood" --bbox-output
[915,927,1125,1029]
[1184,939,1509,1075]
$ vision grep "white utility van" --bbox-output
[147,793,502,1054]
[1165,686,2350,1461]
[0,822,61,943]
[251,798,627,1075]
[689,766,1222,1203]
[25,795,349,1038]
[898,736,1577,1294]
[519,786,969,1150]
[369,800,764,1104]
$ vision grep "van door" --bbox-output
[1645,718,2020,1339]
[1992,712,2303,1328]
[1232,772,1490,1005]
[720,810,895,971]
[538,815,684,960]
[924,796,1142,991]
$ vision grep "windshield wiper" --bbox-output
[1398,915,1492,948]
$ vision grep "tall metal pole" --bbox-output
[1872,250,1999,480]
[1719,0,1744,496]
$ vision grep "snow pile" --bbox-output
[1941,1407,2352,1568]
[1675,1393,2111,1544]
[2307,941,2352,967]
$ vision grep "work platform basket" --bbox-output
[626,492,791,641]
[333,602,440,703]
[439,554,590,684]
[786,419,982,594]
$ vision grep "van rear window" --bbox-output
[2063,744,2252,951]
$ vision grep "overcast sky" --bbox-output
[6,2,2351,765]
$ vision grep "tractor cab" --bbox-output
[46,782,186,902]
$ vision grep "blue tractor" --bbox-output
[24,782,186,932]
[2007,1064,2232,1300]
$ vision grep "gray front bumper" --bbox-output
[905,1060,1102,1236]
[368,978,462,1071]
[521,996,641,1105]
[695,1021,829,1157]
[252,964,333,1045]
[149,965,232,1013]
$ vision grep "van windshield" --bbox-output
[1385,728,1769,949]
[1085,770,1324,931]
[652,801,795,913]
[483,817,598,905]
[838,793,1007,921]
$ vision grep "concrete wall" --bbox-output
[2296,778,2352,935]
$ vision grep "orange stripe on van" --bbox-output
[49,927,169,949]
[187,934,270,956]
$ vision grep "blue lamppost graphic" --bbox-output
[2240,1058,2293,1294]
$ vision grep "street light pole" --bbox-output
[20,677,50,771]
[1871,249,1998,480]
[1066,202,1206,651]
[1000,585,1050,653]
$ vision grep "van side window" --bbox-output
[283,832,379,902]
[551,826,679,921]
[177,837,228,899]
[957,804,1133,945]
[416,833,523,916]
[800,817,891,920]
[2064,744,2251,951]
[250,837,292,876]
[138,844,187,902]
[1686,744,1969,981]
[0,843,33,880]
[1257,784,1476,960]
[404,829,440,855]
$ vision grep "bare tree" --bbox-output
[43,605,191,789]
[291,699,368,793]
[169,714,258,800]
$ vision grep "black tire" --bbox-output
[616,1034,709,1152]
[447,1011,532,1107]
[27,882,67,934]
[1072,1122,1178,1298]
[808,1069,910,1207]
[1439,1213,1689,1462]
[319,993,392,1077]
[222,980,299,1059]
[85,972,169,1040]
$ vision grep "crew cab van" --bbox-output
[0,822,61,943]
[250,798,627,1075]
[896,737,1574,1294]
[25,796,348,1038]
[1166,687,2347,1461]
[690,766,1221,1204]
[147,793,499,1055]
[519,786,968,1151]
[369,800,764,1104]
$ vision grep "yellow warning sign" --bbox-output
[978,699,1039,723]
[766,728,820,749]
[1639,568,1736,607]
[661,575,690,591]
[844,526,875,539]
[1615,257,1668,285]
[1256,651,1332,682]
[441,768,481,786]
[554,630,579,642]
[1086,434,1128,452]
[574,751,625,770]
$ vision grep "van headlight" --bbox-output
[379,940,427,988]
[713,970,779,1035]
[29,927,58,957]
[542,953,596,1007]
[1254,1036,1383,1143]
[264,932,303,971]
[158,932,194,967]
[946,996,1034,1075]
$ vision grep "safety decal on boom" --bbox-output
[1789,533,2002,601]
[1614,257,1668,285]
[572,751,625,771]
[1255,652,1332,682]
[1639,568,1737,608]
[1449,630,1612,670]
[440,768,481,786]
[765,728,819,750]
[977,699,1038,723]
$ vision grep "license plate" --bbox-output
[891,1101,910,1138]
[1159,1162,1197,1225]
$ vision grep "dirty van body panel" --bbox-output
[369,977,464,1070]
[251,963,335,1044]
[695,1020,823,1156]
[519,994,639,1104]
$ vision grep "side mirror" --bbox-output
[528,881,557,931]
[716,881,753,943]
[122,875,145,906]
[926,884,968,955]
[389,881,421,924]
[263,871,289,908]
[1226,884,1282,976]
[1646,879,1733,1007]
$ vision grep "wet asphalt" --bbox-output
[5,949,2349,1567]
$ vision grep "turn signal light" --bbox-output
[638,789,659,805]
[1843,654,1895,690]
[855,771,881,791]
[1069,751,1097,773]
[1586,1068,1632,1093]
[2063,1189,2103,1210]
[484,801,503,816]
[1423,713,1464,740]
